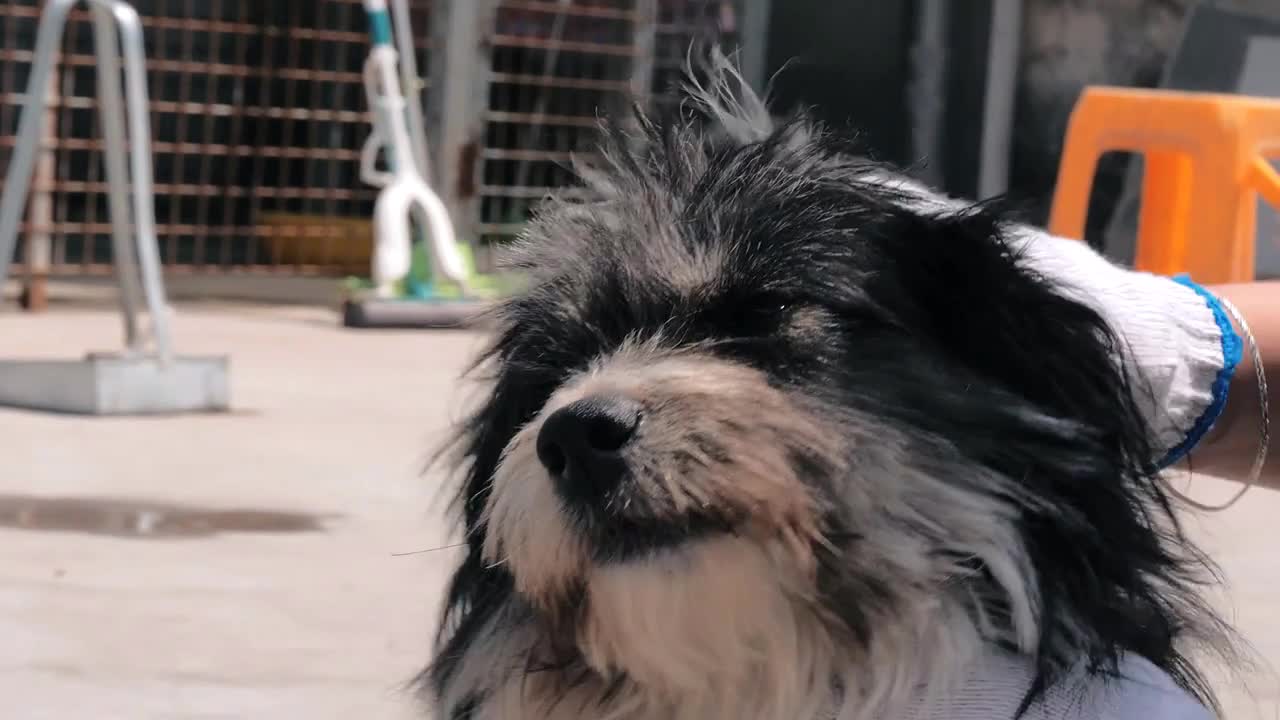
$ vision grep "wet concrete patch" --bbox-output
[0,494,330,539]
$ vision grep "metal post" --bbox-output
[630,0,658,110]
[425,0,497,251]
[909,0,949,189]
[91,3,143,350]
[737,0,772,95]
[107,0,173,365]
[0,0,172,364]
[977,0,1023,200]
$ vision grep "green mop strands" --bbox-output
[342,242,517,302]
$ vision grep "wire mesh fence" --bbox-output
[0,0,735,282]
[476,0,736,268]
[0,0,418,278]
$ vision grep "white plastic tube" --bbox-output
[360,2,468,296]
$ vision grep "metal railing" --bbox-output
[0,0,733,289]
[0,0,173,354]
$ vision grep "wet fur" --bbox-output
[423,56,1232,719]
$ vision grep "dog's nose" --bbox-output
[536,395,642,492]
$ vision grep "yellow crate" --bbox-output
[259,213,373,274]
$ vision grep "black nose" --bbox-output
[536,395,642,497]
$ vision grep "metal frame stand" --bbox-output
[0,0,229,415]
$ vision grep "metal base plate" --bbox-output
[341,299,490,329]
[0,354,230,415]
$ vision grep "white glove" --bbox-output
[1007,227,1241,467]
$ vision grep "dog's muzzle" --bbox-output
[482,349,843,595]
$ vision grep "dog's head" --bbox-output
[427,58,1227,720]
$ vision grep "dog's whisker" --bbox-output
[391,542,467,557]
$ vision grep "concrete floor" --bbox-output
[0,304,1277,719]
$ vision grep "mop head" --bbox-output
[341,244,522,329]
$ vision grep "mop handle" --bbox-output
[360,0,469,290]
[364,0,394,47]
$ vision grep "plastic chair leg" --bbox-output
[1135,150,1194,275]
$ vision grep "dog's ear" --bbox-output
[877,207,1152,451]
[872,207,1229,709]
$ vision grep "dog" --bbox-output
[422,56,1235,720]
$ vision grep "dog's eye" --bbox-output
[733,294,794,334]
[696,291,797,341]
[748,301,789,316]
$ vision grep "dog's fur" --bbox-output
[423,56,1233,720]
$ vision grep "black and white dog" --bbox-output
[423,57,1234,720]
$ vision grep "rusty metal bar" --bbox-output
[0,95,372,123]
[482,147,575,161]
[22,51,59,312]
[499,1,637,20]
[0,49,369,83]
[487,110,601,126]
[488,71,630,92]
[14,221,354,238]
[9,178,373,200]
[6,5,379,43]
[488,34,640,57]
[479,184,589,199]
[0,136,366,160]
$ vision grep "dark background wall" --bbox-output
[762,0,918,167]
[758,0,996,203]
[754,0,1280,257]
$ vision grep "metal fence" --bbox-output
[476,0,735,265]
[0,0,735,286]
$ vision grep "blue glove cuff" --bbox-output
[1155,275,1242,469]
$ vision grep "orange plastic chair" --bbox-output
[1048,86,1280,283]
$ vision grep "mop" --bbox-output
[342,0,496,329]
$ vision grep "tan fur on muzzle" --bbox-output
[482,341,846,607]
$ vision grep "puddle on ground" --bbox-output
[0,494,329,539]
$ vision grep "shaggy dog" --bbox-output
[423,58,1233,720]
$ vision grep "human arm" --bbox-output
[1006,229,1273,490]
[1180,282,1277,488]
